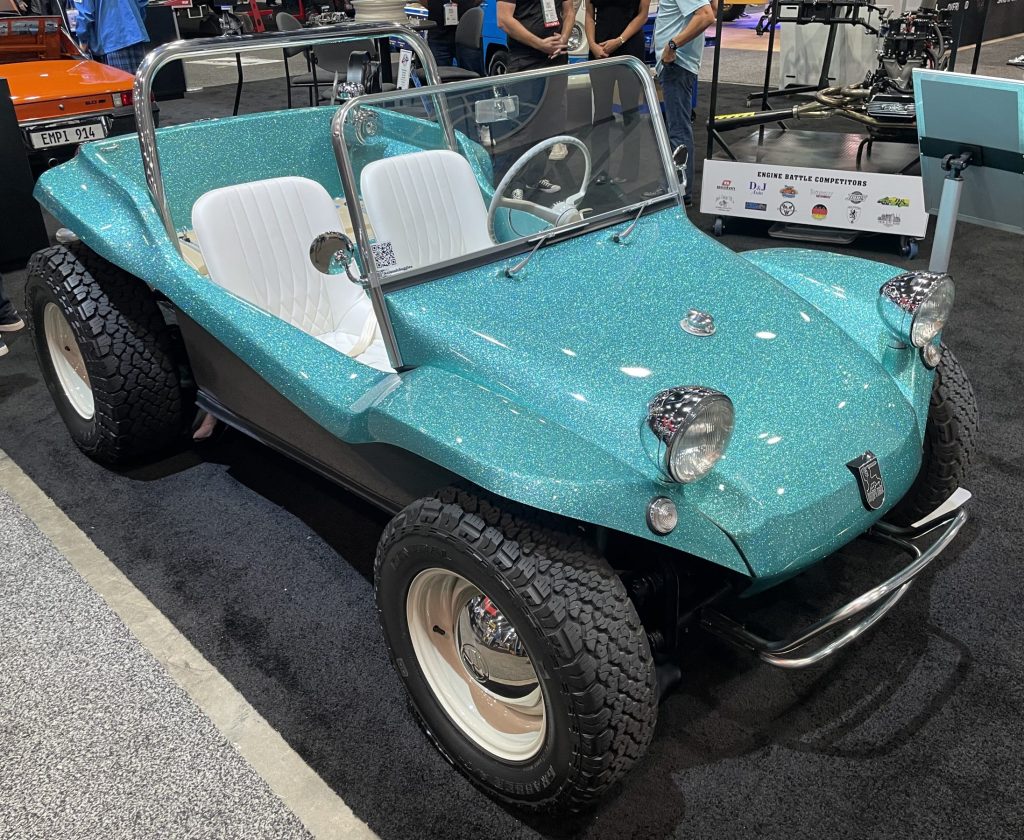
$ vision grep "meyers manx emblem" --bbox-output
[847,451,886,510]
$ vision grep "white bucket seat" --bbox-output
[192,176,393,372]
[360,149,492,271]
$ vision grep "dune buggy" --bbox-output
[27,24,976,811]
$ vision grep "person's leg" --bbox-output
[517,63,567,193]
[0,274,15,322]
[659,63,695,201]
[427,34,456,68]
[0,273,25,358]
[589,63,616,181]
[615,68,645,182]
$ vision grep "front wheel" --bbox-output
[26,243,188,465]
[888,345,978,525]
[375,488,658,811]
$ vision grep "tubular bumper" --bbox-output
[701,507,968,669]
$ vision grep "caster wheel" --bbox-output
[900,237,919,259]
[713,217,724,237]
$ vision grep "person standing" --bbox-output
[425,0,482,73]
[0,274,25,359]
[654,0,714,205]
[586,0,649,185]
[496,0,576,196]
[75,0,151,74]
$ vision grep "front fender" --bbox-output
[366,365,751,576]
[742,247,935,437]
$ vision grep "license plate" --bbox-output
[28,121,107,150]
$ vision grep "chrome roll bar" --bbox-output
[132,24,445,247]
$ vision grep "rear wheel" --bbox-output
[27,243,188,465]
[375,488,658,811]
[487,48,510,76]
[888,345,978,525]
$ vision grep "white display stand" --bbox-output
[700,159,929,238]
[778,3,884,88]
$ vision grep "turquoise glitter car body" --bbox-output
[32,53,942,588]
[24,27,978,812]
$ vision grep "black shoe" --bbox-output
[527,179,561,195]
[683,196,693,208]
[0,313,25,333]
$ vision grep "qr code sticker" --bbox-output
[371,241,397,268]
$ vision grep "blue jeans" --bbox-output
[427,34,456,67]
[658,63,696,200]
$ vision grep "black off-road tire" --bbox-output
[375,487,658,811]
[888,345,978,525]
[26,243,187,465]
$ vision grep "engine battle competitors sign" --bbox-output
[701,160,928,237]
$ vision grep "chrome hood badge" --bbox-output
[681,309,716,336]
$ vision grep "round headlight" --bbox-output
[878,272,955,349]
[567,24,584,52]
[647,387,735,483]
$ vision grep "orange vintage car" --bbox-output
[0,13,155,168]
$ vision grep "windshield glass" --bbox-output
[336,57,675,284]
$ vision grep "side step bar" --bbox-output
[700,506,968,669]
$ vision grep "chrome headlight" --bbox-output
[567,23,584,52]
[878,272,955,348]
[647,387,735,483]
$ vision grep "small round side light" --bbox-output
[646,497,678,536]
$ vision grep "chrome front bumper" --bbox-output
[701,505,968,669]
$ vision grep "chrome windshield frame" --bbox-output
[330,55,681,371]
[133,24,445,251]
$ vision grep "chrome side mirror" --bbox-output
[672,145,689,194]
[310,231,359,282]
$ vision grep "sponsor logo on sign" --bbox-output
[846,190,867,204]
[811,204,828,220]
[748,181,767,195]
[780,185,798,198]
[847,207,861,224]
[878,212,902,227]
[715,195,734,211]
[878,196,910,207]
[717,179,735,191]
[745,201,767,211]
[779,201,796,217]
[813,190,833,200]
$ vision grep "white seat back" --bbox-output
[360,150,492,271]
[192,176,366,337]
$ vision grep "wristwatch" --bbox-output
[667,40,679,51]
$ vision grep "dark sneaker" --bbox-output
[528,179,561,195]
[684,195,694,208]
[0,313,25,333]
[0,338,8,357]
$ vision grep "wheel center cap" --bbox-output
[460,643,490,683]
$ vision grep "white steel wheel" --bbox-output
[43,302,94,421]
[406,568,546,762]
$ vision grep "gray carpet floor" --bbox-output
[0,491,310,839]
[0,69,1022,840]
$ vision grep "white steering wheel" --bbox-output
[487,135,592,241]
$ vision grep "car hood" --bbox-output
[4,59,132,108]
[387,209,923,578]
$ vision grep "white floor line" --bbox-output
[0,449,379,840]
